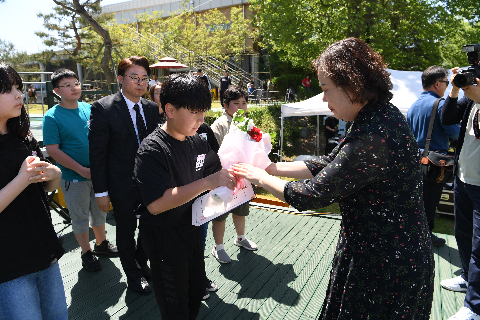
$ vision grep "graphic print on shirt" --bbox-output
[195,154,206,171]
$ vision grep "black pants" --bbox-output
[220,90,225,106]
[110,196,147,280]
[422,179,445,232]
[140,224,205,320]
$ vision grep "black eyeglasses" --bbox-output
[125,75,149,84]
[438,80,449,86]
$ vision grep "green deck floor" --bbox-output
[51,203,462,319]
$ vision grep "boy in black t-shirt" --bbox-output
[134,73,236,319]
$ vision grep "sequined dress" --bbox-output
[284,102,434,319]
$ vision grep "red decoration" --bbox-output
[248,126,262,142]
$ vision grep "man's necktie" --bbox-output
[133,104,148,144]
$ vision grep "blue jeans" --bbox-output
[454,177,480,314]
[200,221,209,251]
[0,262,68,320]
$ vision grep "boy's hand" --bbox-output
[207,168,236,190]
[79,167,91,180]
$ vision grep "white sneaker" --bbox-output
[234,237,258,251]
[441,276,468,292]
[211,246,231,263]
[448,307,480,320]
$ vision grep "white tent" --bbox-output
[279,69,464,160]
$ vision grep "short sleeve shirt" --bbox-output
[135,128,222,227]
[220,76,232,91]
[42,102,91,181]
[211,112,232,147]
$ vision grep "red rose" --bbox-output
[249,126,262,142]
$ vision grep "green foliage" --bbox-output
[246,104,281,161]
[272,74,304,96]
[441,21,480,68]
[94,7,251,70]
[205,110,221,126]
[296,86,320,101]
[0,39,42,82]
[204,104,282,161]
[37,1,116,84]
[250,0,479,71]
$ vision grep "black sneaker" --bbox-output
[94,240,119,257]
[82,250,101,271]
[431,234,446,247]
[206,278,218,292]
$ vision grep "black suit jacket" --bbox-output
[89,92,159,199]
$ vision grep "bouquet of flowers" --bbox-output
[194,110,275,224]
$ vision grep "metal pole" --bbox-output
[280,116,284,162]
[316,115,320,156]
[41,90,45,116]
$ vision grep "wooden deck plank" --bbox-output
[436,234,457,320]
[200,211,308,319]
[280,219,340,320]
[241,217,340,320]
[215,215,324,319]
[49,205,464,320]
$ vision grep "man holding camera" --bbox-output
[407,66,460,247]
[440,60,480,319]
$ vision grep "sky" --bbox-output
[0,0,125,54]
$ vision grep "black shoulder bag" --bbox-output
[421,98,455,184]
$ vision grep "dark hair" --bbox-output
[313,37,393,105]
[149,83,161,102]
[160,73,211,112]
[223,86,248,105]
[118,56,150,77]
[422,65,448,89]
[0,62,30,139]
[197,68,202,73]
[51,68,78,88]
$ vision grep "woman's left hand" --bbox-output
[27,158,62,183]
[232,163,269,186]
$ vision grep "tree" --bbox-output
[0,39,42,82]
[250,0,474,71]
[37,0,115,84]
[103,7,251,68]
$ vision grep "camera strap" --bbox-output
[422,98,443,158]
[473,108,480,139]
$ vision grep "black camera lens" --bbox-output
[453,71,476,88]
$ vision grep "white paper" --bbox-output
[192,182,255,226]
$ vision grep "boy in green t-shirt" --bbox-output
[43,69,118,272]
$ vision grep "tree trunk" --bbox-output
[72,0,115,85]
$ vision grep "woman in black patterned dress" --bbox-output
[233,38,434,319]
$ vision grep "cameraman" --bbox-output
[440,67,480,320]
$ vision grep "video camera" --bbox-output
[453,44,480,88]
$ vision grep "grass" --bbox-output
[26,104,48,114]
[433,214,454,236]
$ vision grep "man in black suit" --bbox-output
[89,56,159,294]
